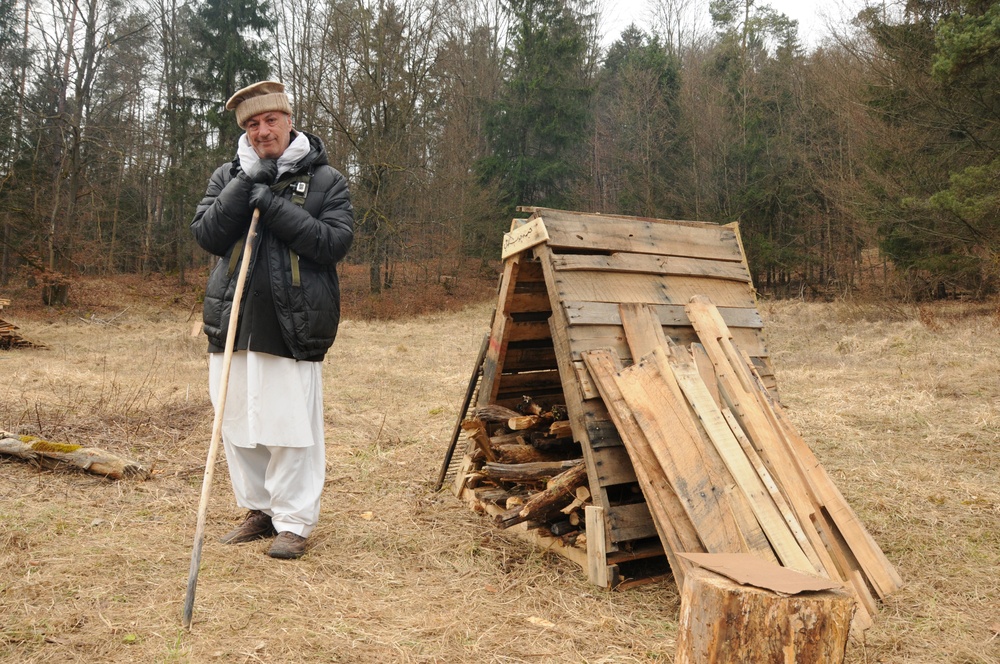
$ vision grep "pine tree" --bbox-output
[594,25,682,217]
[191,0,274,151]
[478,0,594,211]
[859,0,1000,296]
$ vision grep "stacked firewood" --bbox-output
[0,299,47,350]
[1,319,47,350]
[460,398,591,545]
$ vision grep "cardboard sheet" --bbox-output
[677,552,843,595]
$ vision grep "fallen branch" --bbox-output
[0,431,151,480]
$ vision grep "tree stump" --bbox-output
[675,566,854,664]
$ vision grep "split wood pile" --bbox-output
[582,298,902,632]
[0,299,47,350]
[0,431,151,480]
[458,399,594,552]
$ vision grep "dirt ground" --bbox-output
[1,276,998,663]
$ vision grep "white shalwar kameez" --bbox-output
[209,350,325,537]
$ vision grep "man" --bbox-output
[190,81,353,559]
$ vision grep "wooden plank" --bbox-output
[550,270,756,309]
[495,369,563,393]
[534,244,619,550]
[664,347,820,574]
[692,344,721,406]
[583,349,701,590]
[500,344,558,372]
[564,324,770,363]
[590,445,638,486]
[509,290,552,314]
[606,501,659,542]
[572,360,600,400]
[551,252,751,283]
[535,211,742,262]
[586,505,611,588]
[721,407,823,571]
[769,395,904,599]
[479,256,521,406]
[618,302,669,360]
[696,298,903,595]
[810,508,877,629]
[506,320,552,342]
[606,541,669,564]
[617,304,774,560]
[564,301,763,329]
[514,258,546,282]
[502,217,550,259]
[582,416,621,449]
[686,297,902,600]
[613,355,751,557]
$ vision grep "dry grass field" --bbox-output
[1,274,998,663]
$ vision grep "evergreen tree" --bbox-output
[478,0,594,211]
[594,25,682,217]
[704,0,809,291]
[0,0,23,171]
[858,0,1000,296]
[191,0,274,151]
[0,0,27,284]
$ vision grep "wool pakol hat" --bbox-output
[225,81,292,128]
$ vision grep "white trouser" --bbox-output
[209,351,325,536]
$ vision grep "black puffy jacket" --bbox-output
[191,132,354,361]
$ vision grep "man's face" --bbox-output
[245,111,293,159]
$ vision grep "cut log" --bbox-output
[548,420,573,439]
[495,444,561,464]
[0,432,150,480]
[549,520,576,536]
[460,419,497,462]
[529,431,578,452]
[519,396,546,415]
[489,431,527,446]
[472,487,511,505]
[480,459,584,483]
[507,414,545,430]
[496,461,588,528]
[676,565,854,664]
[473,404,521,423]
[560,486,591,514]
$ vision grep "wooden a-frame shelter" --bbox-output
[441,208,902,656]
[445,207,776,586]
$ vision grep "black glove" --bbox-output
[249,183,273,212]
[242,159,277,185]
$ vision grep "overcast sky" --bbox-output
[598,0,872,49]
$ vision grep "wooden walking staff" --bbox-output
[183,208,260,629]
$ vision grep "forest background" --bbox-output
[1,0,998,305]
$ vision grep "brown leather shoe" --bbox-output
[267,532,308,559]
[219,510,276,544]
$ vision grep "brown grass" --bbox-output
[1,278,998,663]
